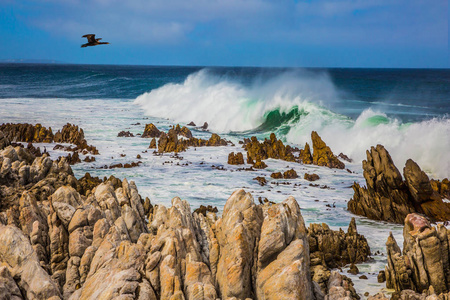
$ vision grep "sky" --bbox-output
[0,0,448,68]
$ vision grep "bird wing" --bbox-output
[82,34,96,43]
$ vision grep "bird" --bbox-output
[81,34,109,48]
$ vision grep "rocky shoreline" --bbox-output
[1,123,449,299]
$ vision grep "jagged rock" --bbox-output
[141,123,161,138]
[324,271,359,300]
[348,263,359,275]
[228,152,245,165]
[300,142,313,164]
[348,145,450,223]
[284,168,298,179]
[149,138,157,149]
[338,153,353,163]
[0,123,54,143]
[385,213,450,295]
[245,133,296,165]
[253,156,268,169]
[311,131,345,169]
[377,270,386,283]
[117,131,134,137]
[187,121,196,126]
[305,173,320,181]
[0,266,23,300]
[0,224,62,299]
[0,131,10,150]
[174,124,193,138]
[201,122,208,130]
[308,218,370,269]
[430,178,450,199]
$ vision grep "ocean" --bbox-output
[1,63,449,297]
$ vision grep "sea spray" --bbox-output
[135,69,450,178]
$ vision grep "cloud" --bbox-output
[8,0,449,50]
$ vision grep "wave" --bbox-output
[135,69,450,178]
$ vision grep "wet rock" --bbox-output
[348,264,359,275]
[305,173,320,181]
[348,145,450,223]
[228,152,245,165]
[149,137,157,149]
[245,133,296,164]
[200,122,208,130]
[338,153,353,163]
[0,131,10,150]
[283,168,298,179]
[385,213,450,294]
[173,124,193,138]
[253,176,267,186]
[377,270,386,283]
[66,152,81,165]
[271,172,283,179]
[187,121,196,126]
[300,142,313,164]
[0,123,54,143]
[117,131,134,137]
[141,123,161,138]
[253,156,268,169]
[311,131,345,169]
[430,178,450,199]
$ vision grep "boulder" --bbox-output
[305,173,320,181]
[228,152,245,165]
[141,123,161,138]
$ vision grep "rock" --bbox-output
[377,270,386,283]
[66,152,81,165]
[300,142,313,164]
[283,168,298,179]
[253,156,268,169]
[200,122,208,130]
[149,138,157,149]
[117,131,134,137]
[338,153,353,163]
[308,218,371,269]
[174,124,193,139]
[0,131,10,150]
[141,123,161,138]
[193,205,218,216]
[0,266,23,300]
[187,121,196,126]
[271,172,283,179]
[430,178,450,199]
[348,264,359,275]
[228,152,245,165]
[305,173,320,181]
[253,176,267,186]
[0,224,62,299]
[348,145,450,223]
[311,131,345,169]
[0,123,54,143]
[245,133,296,165]
[385,213,450,294]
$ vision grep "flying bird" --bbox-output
[81,34,109,48]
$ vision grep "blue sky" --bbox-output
[0,0,448,68]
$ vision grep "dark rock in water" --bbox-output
[385,213,450,295]
[311,131,345,169]
[141,123,161,138]
[253,176,267,186]
[338,153,353,163]
[117,131,134,137]
[300,142,313,164]
[0,123,54,143]
[187,121,196,126]
[271,172,283,179]
[304,173,320,181]
[173,124,193,139]
[348,145,450,223]
[149,138,157,149]
[193,205,218,216]
[283,169,298,179]
[359,275,368,280]
[377,270,386,283]
[83,156,95,163]
[66,152,81,165]
[245,133,296,164]
[228,152,244,165]
[26,142,42,157]
[348,263,359,275]
[253,156,268,169]
[200,122,208,130]
[136,154,141,159]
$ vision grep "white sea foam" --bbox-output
[135,70,450,178]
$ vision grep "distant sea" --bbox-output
[1,63,449,296]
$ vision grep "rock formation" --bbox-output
[0,142,363,299]
[305,173,320,181]
[385,213,450,296]
[348,145,450,223]
[117,131,134,137]
[300,132,344,169]
[141,123,161,138]
[227,152,245,165]
[245,133,296,164]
